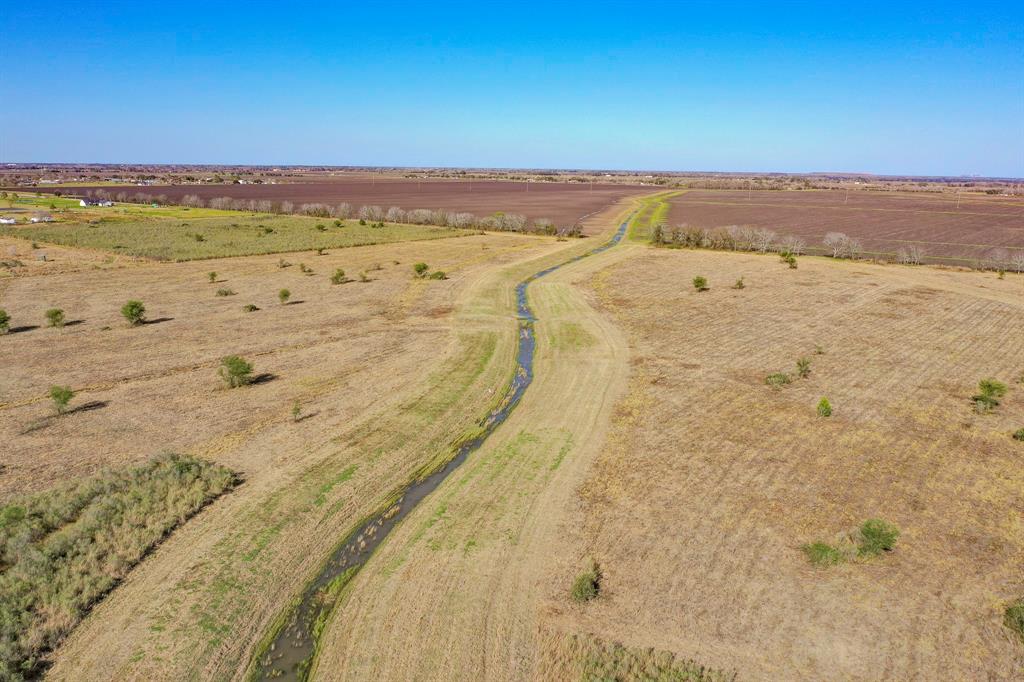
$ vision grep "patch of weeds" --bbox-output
[817,397,832,417]
[428,270,447,280]
[219,355,253,388]
[242,304,259,312]
[570,558,601,603]
[45,308,65,328]
[732,276,745,289]
[1013,428,1024,442]
[692,275,708,291]
[802,542,845,567]
[765,372,791,388]
[1005,599,1024,644]
[277,258,291,268]
[215,288,236,297]
[278,288,291,305]
[413,262,429,278]
[796,357,811,378]
[330,268,348,285]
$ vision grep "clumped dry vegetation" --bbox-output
[542,634,736,682]
[0,454,236,680]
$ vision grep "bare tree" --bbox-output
[779,234,805,255]
[823,232,848,258]
[407,208,432,224]
[896,245,926,265]
[385,206,406,223]
[986,248,1010,270]
[209,196,233,210]
[448,212,476,228]
[752,228,776,253]
[1010,251,1024,273]
[358,205,384,221]
[280,200,294,214]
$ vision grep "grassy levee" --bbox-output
[627,190,683,241]
[305,202,656,680]
[0,455,237,681]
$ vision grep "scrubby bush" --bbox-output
[817,397,832,417]
[278,258,290,268]
[692,275,708,291]
[570,559,601,603]
[49,385,74,414]
[299,263,312,274]
[413,262,430,277]
[207,271,217,283]
[796,357,811,379]
[316,224,326,232]
[973,378,1008,413]
[243,304,259,312]
[732,276,745,290]
[278,289,291,305]
[216,288,236,297]
[1012,428,1024,442]
[0,309,9,334]
[45,308,65,328]
[330,268,347,285]
[857,519,900,557]
[359,271,370,283]
[765,372,791,388]
[219,355,253,388]
[428,270,448,280]
[121,300,146,326]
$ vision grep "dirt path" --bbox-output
[308,205,641,680]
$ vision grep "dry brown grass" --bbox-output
[0,228,571,679]
[572,248,1024,679]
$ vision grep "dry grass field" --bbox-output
[3,189,1023,681]
[666,189,1024,264]
[567,247,1024,680]
[0,223,572,678]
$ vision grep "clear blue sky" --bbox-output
[2,1,1022,176]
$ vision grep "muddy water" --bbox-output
[254,216,631,680]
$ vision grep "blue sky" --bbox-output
[2,1,1022,176]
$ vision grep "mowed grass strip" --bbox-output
[0,214,470,261]
[0,454,237,681]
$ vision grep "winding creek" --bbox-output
[255,215,632,680]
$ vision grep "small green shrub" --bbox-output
[215,288,236,297]
[316,224,326,232]
[299,263,312,274]
[692,275,708,291]
[1013,428,1024,442]
[413,262,430,277]
[359,271,370,282]
[193,233,205,242]
[0,308,9,334]
[219,355,253,388]
[207,271,217,283]
[49,385,74,414]
[973,378,1008,413]
[732,276,745,289]
[802,542,844,567]
[278,289,291,305]
[765,372,791,388]
[330,268,347,285]
[857,519,900,556]
[428,270,448,280]
[277,258,290,268]
[817,397,832,417]
[121,300,146,326]
[1005,599,1024,643]
[570,559,601,603]
[796,357,811,379]
[359,218,366,225]
[242,304,259,312]
[45,308,65,328]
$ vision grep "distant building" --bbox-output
[0,217,16,224]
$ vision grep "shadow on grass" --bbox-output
[250,373,278,385]
[142,317,174,325]
[19,401,110,434]
[293,410,319,423]
[284,300,305,306]
[9,325,40,334]
[62,320,85,327]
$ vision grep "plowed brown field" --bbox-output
[31,179,653,228]
[667,189,1024,263]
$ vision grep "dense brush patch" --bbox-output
[0,454,237,680]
